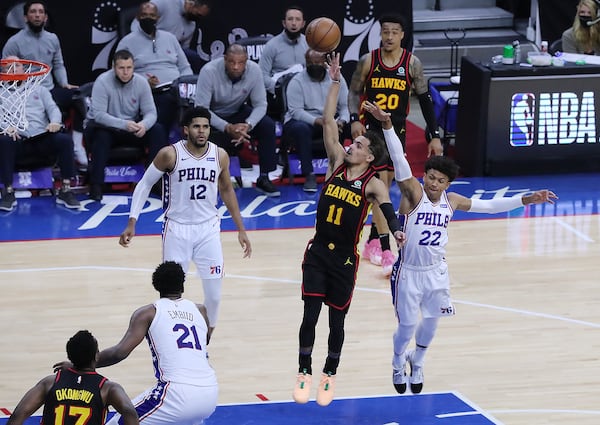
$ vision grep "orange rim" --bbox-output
[0,59,51,82]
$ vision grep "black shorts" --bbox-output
[301,240,359,311]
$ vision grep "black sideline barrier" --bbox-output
[455,56,600,176]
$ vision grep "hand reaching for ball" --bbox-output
[326,52,341,82]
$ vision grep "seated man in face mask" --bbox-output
[131,0,211,73]
[258,6,308,118]
[282,49,350,192]
[117,2,193,135]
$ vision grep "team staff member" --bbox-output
[348,13,443,277]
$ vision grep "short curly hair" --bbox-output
[66,330,98,369]
[424,156,460,182]
[152,261,185,295]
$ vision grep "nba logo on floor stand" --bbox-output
[509,92,535,147]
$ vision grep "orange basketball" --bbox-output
[305,17,341,53]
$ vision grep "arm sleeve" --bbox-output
[129,163,164,220]
[468,197,524,214]
[382,127,412,181]
[380,202,400,233]
[417,91,440,140]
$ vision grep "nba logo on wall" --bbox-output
[509,93,535,146]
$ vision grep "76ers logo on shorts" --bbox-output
[509,93,535,147]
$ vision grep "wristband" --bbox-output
[350,113,359,123]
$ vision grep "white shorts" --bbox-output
[162,217,224,280]
[107,381,218,425]
[392,261,455,326]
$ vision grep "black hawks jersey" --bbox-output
[363,47,412,132]
[41,368,107,425]
[313,163,378,253]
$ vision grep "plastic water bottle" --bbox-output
[513,40,521,64]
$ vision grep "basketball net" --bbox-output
[0,58,51,135]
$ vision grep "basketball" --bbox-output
[305,17,341,53]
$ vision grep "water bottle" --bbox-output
[513,40,521,64]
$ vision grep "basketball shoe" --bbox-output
[316,372,336,406]
[392,352,408,394]
[381,250,396,277]
[362,238,382,265]
[407,350,424,394]
[293,369,312,404]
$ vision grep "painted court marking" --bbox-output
[3,266,599,422]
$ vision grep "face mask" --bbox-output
[579,16,593,27]
[139,18,157,35]
[306,64,326,81]
[26,21,44,33]
[284,28,301,40]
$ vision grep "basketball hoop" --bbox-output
[0,58,51,134]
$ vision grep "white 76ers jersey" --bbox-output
[163,141,221,225]
[399,186,454,267]
[147,298,217,386]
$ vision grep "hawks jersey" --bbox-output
[147,298,217,386]
[41,368,107,425]
[398,186,454,267]
[363,48,412,131]
[163,141,221,225]
[313,163,378,253]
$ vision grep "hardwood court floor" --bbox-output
[1,215,599,425]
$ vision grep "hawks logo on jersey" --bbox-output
[323,183,362,207]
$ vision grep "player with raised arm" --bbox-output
[363,99,557,394]
[292,52,406,407]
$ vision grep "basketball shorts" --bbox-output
[391,260,455,326]
[162,216,224,280]
[106,380,218,425]
[301,240,359,311]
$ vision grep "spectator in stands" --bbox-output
[194,44,280,197]
[85,49,167,201]
[117,2,193,136]
[283,49,350,192]
[0,56,80,212]
[259,6,308,96]
[131,0,211,73]
[2,1,87,169]
[562,0,600,55]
